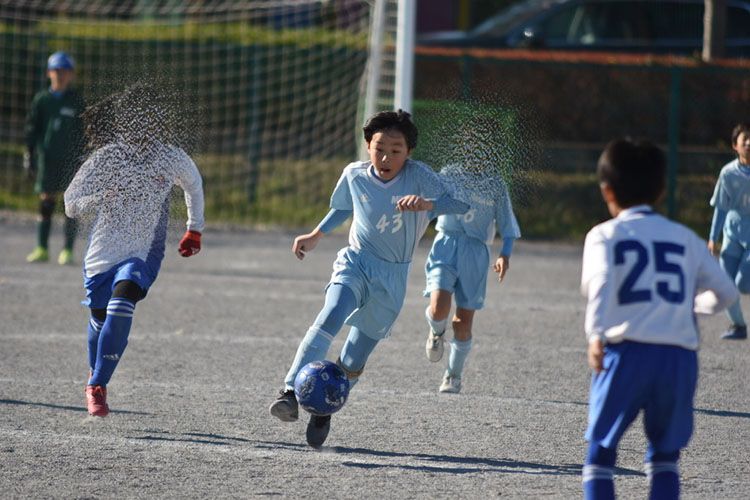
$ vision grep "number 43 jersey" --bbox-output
[581,205,738,350]
[331,160,450,263]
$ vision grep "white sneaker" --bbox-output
[439,374,461,393]
[425,330,445,362]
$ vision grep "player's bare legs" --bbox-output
[440,307,475,393]
[425,289,452,362]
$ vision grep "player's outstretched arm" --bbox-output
[396,195,432,212]
[293,229,324,260]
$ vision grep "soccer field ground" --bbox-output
[1,215,748,499]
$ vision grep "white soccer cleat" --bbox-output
[425,329,445,362]
[439,374,461,394]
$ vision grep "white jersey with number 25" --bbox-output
[581,205,737,350]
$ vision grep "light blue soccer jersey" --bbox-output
[331,159,451,263]
[435,182,521,245]
[710,159,750,243]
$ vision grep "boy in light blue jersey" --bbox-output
[269,110,468,449]
[708,122,750,339]
[423,171,520,393]
[581,139,737,500]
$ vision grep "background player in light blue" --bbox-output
[423,171,520,393]
[708,122,750,339]
[268,110,468,449]
[581,139,737,500]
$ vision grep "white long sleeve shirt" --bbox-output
[65,141,204,278]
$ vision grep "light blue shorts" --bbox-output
[719,237,750,293]
[328,246,410,340]
[83,257,158,309]
[586,341,698,453]
[424,231,490,310]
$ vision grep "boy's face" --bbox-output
[734,131,750,164]
[48,68,74,91]
[367,130,410,181]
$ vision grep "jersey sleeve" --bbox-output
[24,93,43,151]
[581,227,613,342]
[63,154,103,218]
[709,170,731,210]
[329,168,353,210]
[494,188,521,240]
[693,234,739,314]
[173,149,205,233]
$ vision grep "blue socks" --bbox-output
[339,327,380,388]
[447,338,472,378]
[583,445,616,500]
[87,317,104,372]
[646,462,679,500]
[284,284,357,390]
[88,298,135,387]
[584,446,680,500]
[284,326,335,390]
[726,298,746,327]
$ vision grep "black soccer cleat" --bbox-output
[269,388,298,422]
[306,414,331,449]
[721,324,748,340]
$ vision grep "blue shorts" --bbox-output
[328,246,410,340]
[83,258,158,309]
[586,341,698,453]
[424,232,490,310]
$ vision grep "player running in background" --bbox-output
[708,122,750,340]
[580,139,737,500]
[422,168,520,394]
[64,84,205,417]
[24,51,86,265]
[269,110,469,448]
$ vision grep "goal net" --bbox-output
[0,0,395,227]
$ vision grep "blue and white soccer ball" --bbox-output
[293,360,350,416]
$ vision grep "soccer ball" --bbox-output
[293,360,350,416]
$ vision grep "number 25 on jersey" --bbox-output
[615,239,685,305]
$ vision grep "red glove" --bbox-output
[178,230,201,257]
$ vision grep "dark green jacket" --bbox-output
[25,88,86,193]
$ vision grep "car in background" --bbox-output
[416,0,750,57]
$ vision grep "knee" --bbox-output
[40,199,55,219]
[112,280,145,303]
[586,444,617,467]
[91,308,107,323]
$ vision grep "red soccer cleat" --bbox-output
[85,385,110,417]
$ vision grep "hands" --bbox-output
[293,230,323,260]
[587,338,605,374]
[23,150,36,180]
[494,256,510,283]
[178,230,202,257]
[708,240,720,257]
[396,195,433,212]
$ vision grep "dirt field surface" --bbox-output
[1,216,748,499]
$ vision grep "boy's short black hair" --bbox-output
[732,122,750,145]
[597,138,666,207]
[363,109,418,150]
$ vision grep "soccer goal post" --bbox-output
[0,0,406,228]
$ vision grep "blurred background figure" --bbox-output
[24,50,86,265]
